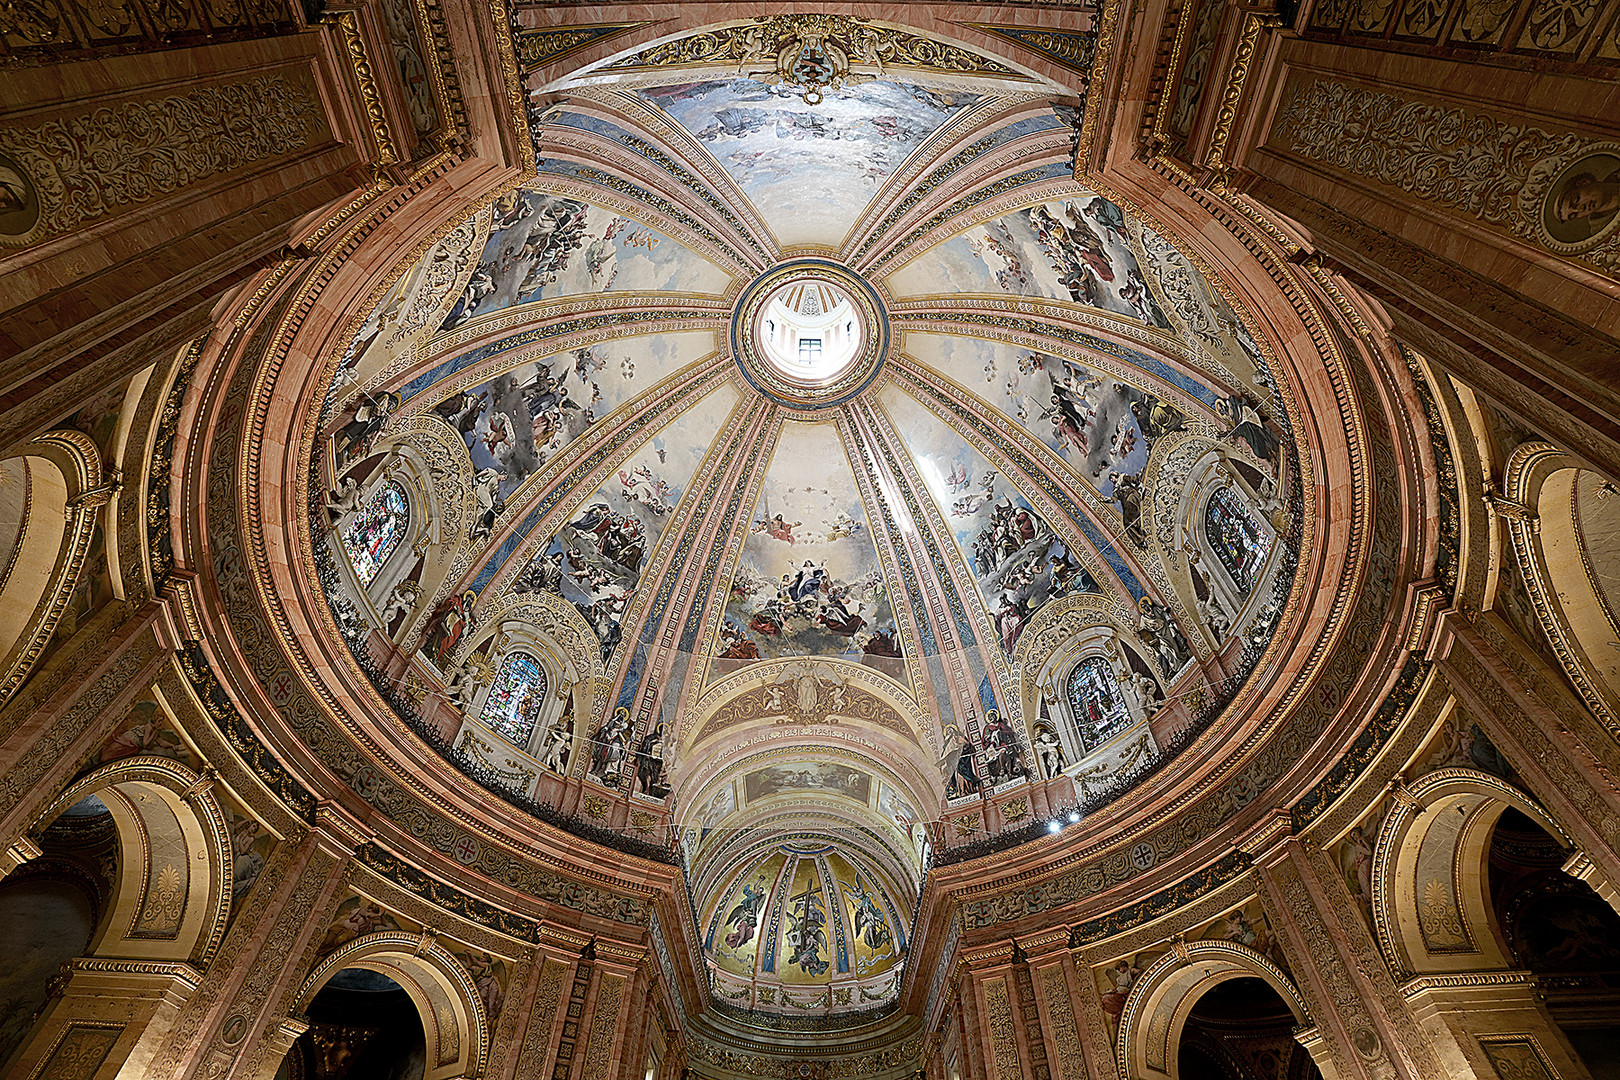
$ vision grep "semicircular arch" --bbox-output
[1116,938,1310,1080]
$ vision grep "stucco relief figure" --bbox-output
[1216,391,1279,468]
[538,709,573,773]
[1033,724,1066,779]
[1110,470,1148,548]
[1137,596,1192,676]
[380,579,420,628]
[1545,151,1620,247]
[443,661,482,711]
[1197,595,1231,639]
[468,466,507,543]
[324,475,363,525]
[1129,669,1163,717]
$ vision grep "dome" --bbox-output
[11,0,1620,1077]
[312,45,1298,1021]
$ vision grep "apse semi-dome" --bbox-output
[310,17,1300,1023]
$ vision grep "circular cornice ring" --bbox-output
[731,258,889,410]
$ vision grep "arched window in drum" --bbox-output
[340,480,410,586]
[1067,656,1131,751]
[481,651,548,746]
[1204,486,1269,596]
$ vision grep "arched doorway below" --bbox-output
[1177,977,1323,1080]
[1491,808,1620,1079]
[279,968,427,1080]
[0,795,114,1072]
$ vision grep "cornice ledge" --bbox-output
[1399,969,1533,996]
[314,800,376,856]
[68,957,204,989]
[1233,807,1296,861]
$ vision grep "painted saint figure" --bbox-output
[724,881,767,950]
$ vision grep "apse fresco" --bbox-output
[430,331,715,504]
[839,870,900,974]
[905,333,1203,501]
[438,189,730,332]
[881,386,1102,655]
[707,849,782,975]
[641,79,981,246]
[715,423,898,675]
[775,857,835,980]
[887,194,1171,328]
[507,381,741,663]
[702,842,908,1006]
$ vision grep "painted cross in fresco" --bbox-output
[785,878,830,976]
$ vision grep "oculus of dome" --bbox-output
[733,259,888,410]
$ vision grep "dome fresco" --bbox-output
[312,23,1300,1020]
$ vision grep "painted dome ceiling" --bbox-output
[313,15,1300,1022]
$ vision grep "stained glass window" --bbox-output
[1067,656,1131,751]
[1204,486,1270,596]
[480,651,548,746]
[340,480,409,587]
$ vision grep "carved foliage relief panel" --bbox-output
[1267,72,1620,279]
[0,66,331,249]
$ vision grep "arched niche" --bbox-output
[1115,939,1312,1080]
[32,754,232,966]
[1372,767,1572,978]
[295,932,489,1080]
[1500,443,1620,728]
[326,438,452,628]
[372,416,480,648]
[1015,595,1163,782]
[0,429,109,705]
[441,592,600,793]
[1167,445,1284,650]
[675,658,937,810]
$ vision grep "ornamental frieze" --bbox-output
[1273,78,1620,278]
[0,72,324,248]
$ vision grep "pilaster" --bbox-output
[3,958,201,1080]
[146,805,367,1080]
[1401,970,1593,1080]
[1242,812,1445,1080]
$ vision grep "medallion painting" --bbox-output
[508,381,741,662]
[887,194,1171,328]
[430,330,715,507]
[438,189,731,332]
[642,79,981,246]
[880,386,1101,655]
[715,422,898,676]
